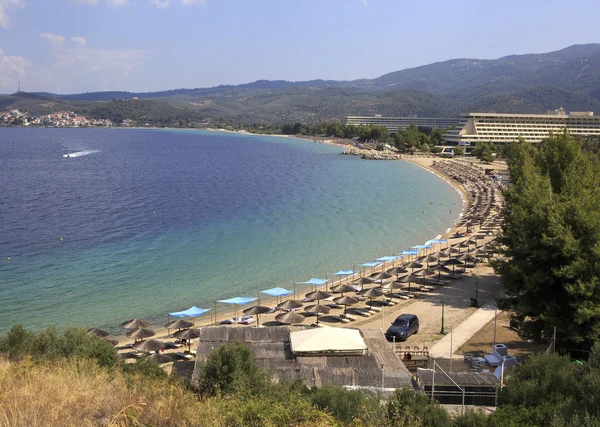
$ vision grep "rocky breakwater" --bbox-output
[342,147,403,160]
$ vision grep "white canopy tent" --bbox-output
[290,327,368,355]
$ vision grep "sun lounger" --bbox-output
[426,279,451,286]
[238,315,256,325]
[366,305,382,312]
[332,316,352,324]
[418,286,432,292]
[174,352,195,360]
[340,313,356,321]
[354,308,374,317]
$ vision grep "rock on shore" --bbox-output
[342,147,403,160]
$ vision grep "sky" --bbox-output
[0,0,599,94]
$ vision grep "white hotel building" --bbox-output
[444,110,600,146]
[343,115,460,133]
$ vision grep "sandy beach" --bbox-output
[114,152,506,363]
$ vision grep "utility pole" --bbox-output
[493,307,497,345]
[450,324,453,372]
[440,300,446,335]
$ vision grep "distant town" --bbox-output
[1,109,132,128]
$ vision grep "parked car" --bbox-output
[386,314,419,341]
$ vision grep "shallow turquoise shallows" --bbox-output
[0,128,462,333]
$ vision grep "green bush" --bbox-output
[0,324,117,367]
[198,341,271,397]
[310,385,382,424]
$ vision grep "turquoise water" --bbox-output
[0,128,462,332]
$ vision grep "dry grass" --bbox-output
[0,358,335,427]
[0,358,206,427]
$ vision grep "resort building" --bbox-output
[444,110,600,146]
[343,115,461,134]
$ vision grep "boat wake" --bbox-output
[63,150,100,158]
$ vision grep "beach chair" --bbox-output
[341,313,356,322]
[354,308,373,317]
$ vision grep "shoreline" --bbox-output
[112,155,473,347]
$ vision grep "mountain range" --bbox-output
[3,43,600,124]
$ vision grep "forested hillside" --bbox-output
[4,43,600,125]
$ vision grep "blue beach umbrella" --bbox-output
[260,287,294,304]
[216,297,258,321]
[375,255,399,270]
[296,278,329,293]
[357,261,382,277]
[168,305,211,326]
[397,249,420,260]
[334,270,357,285]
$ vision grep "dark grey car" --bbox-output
[385,314,419,341]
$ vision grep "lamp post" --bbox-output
[440,300,446,335]
[473,275,479,308]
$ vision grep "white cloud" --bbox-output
[151,0,169,8]
[70,0,128,6]
[152,0,205,8]
[40,32,66,49]
[70,36,86,47]
[0,0,24,29]
[37,32,150,92]
[0,47,32,91]
[362,0,369,6]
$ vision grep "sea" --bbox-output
[0,128,463,333]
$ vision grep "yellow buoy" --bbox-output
[7,257,11,262]
[60,237,63,241]
[153,211,156,214]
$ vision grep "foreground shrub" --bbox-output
[0,324,117,367]
[197,341,271,397]
[310,385,383,425]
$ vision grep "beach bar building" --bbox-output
[191,326,413,389]
[416,368,500,406]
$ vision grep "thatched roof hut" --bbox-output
[192,326,413,389]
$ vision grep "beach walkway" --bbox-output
[429,300,500,359]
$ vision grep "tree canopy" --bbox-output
[495,132,600,352]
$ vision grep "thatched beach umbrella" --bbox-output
[419,254,439,268]
[430,263,453,281]
[87,327,110,337]
[305,290,332,302]
[330,283,356,295]
[121,318,150,330]
[165,319,194,330]
[333,295,359,316]
[126,327,155,342]
[132,338,164,353]
[305,304,331,325]
[387,266,408,280]
[444,258,465,274]
[354,277,374,291]
[275,311,305,325]
[173,328,201,352]
[399,274,417,293]
[148,353,174,364]
[404,261,424,271]
[277,299,303,311]
[242,305,271,326]
[371,271,393,282]
[359,287,384,308]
